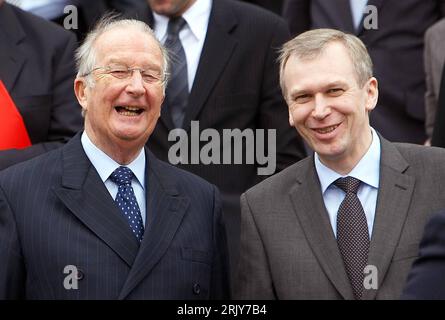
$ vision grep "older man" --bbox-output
[233,29,445,300]
[0,17,229,299]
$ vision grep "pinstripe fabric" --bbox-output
[0,133,230,299]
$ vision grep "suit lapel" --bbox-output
[362,137,414,300]
[182,0,238,131]
[289,158,355,300]
[0,4,26,92]
[53,133,140,267]
[118,149,190,299]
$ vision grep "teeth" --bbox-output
[117,106,142,111]
[115,106,143,116]
[124,106,141,111]
[316,124,338,134]
[119,111,140,116]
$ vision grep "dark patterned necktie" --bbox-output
[164,16,188,128]
[110,166,144,242]
[334,177,370,299]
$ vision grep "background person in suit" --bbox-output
[0,0,82,170]
[233,29,445,300]
[423,18,445,145]
[131,0,306,276]
[0,17,229,299]
[401,209,445,299]
[431,65,445,147]
[5,0,147,42]
[282,0,445,144]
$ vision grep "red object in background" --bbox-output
[0,80,31,150]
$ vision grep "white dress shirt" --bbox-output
[153,0,212,91]
[81,131,147,226]
[315,127,381,239]
[349,0,368,31]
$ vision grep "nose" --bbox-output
[312,94,331,120]
[125,70,146,96]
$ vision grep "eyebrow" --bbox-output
[106,58,162,71]
[289,81,348,97]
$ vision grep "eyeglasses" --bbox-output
[83,65,168,85]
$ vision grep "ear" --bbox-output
[288,108,295,127]
[74,77,89,114]
[365,77,378,112]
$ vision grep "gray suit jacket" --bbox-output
[234,136,445,299]
[424,18,445,139]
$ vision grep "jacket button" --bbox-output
[76,269,84,280]
[193,283,201,295]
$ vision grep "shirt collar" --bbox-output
[81,131,146,189]
[315,127,381,194]
[152,0,212,42]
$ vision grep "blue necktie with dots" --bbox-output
[110,166,144,242]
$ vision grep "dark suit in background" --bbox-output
[8,0,146,42]
[53,0,146,42]
[423,18,445,143]
[282,0,445,144]
[0,2,82,170]
[431,64,445,147]
[402,209,445,299]
[0,134,229,299]
[133,0,306,272]
[239,0,283,14]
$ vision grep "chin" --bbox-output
[111,129,144,143]
[153,4,174,15]
[314,142,344,158]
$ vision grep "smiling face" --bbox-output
[74,26,165,163]
[282,41,378,173]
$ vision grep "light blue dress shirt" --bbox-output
[81,131,147,226]
[349,0,368,31]
[315,128,380,239]
[7,0,75,20]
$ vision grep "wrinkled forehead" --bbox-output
[94,26,163,67]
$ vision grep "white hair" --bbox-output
[75,14,170,89]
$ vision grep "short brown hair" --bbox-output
[278,28,373,97]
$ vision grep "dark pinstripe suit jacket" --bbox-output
[0,133,230,299]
